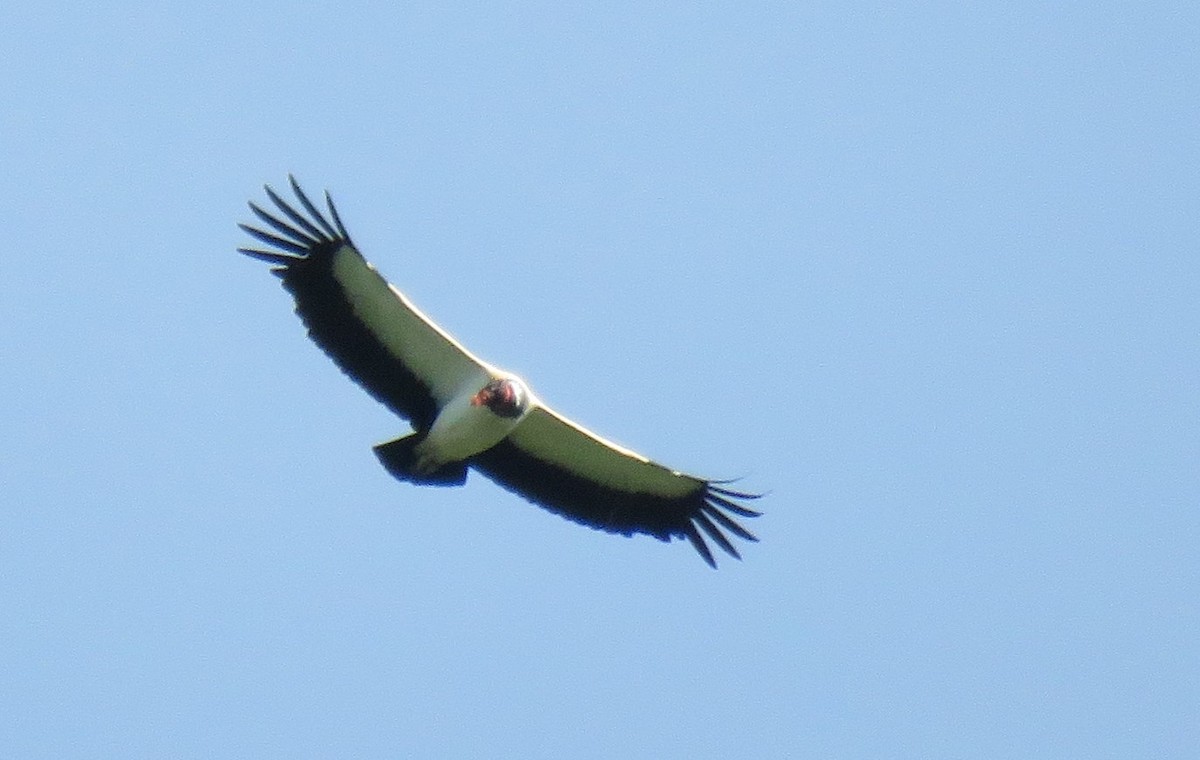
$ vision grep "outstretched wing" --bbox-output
[470,405,760,567]
[238,177,492,431]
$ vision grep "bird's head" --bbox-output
[470,377,529,419]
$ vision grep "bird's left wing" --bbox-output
[239,177,492,430]
[470,405,760,567]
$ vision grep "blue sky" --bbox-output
[2,2,1197,757]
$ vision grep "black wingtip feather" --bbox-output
[265,184,329,243]
[325,190,353,245]
[289,175,338,239]
[710,484,765,501]
[702,502,759,543]
[238,224,311,255]
[238,247,302,265]
[683,523,718,569]
[693,511,742,561]
[247,200,320,248]
[706,490,763,519]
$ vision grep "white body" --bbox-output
[413,377,531,473]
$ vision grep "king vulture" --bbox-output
[238,177,760,567]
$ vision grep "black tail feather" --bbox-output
[373,434,468,487]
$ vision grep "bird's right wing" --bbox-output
[238,177,491,431]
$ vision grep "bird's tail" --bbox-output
[373,434,468,487]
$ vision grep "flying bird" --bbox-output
[238,177,760,566]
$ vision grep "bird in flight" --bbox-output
[238,177,760,566]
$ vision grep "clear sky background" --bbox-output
[2,3,1196,758]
